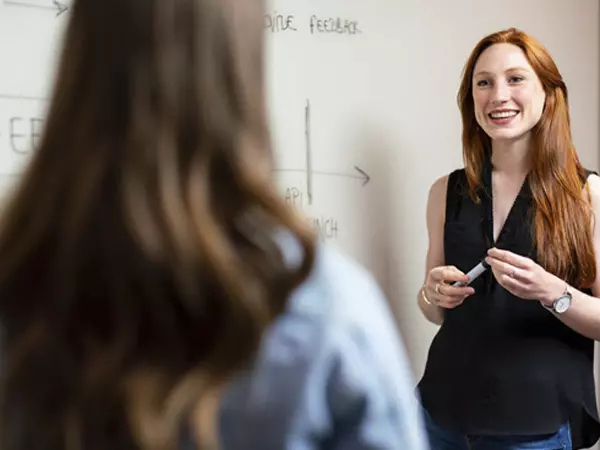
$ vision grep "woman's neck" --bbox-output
[490,136,532,176]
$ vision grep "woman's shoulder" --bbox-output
[218,239,428,449]
[272,229,392,326]
[286,242,389,325]
[584,170,600,210]
[585,170,600,189]
[270,231,401,360]
[428,168,467,196]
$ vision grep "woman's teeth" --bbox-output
[489,111,518,119]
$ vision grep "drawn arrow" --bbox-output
[352,166,370,185]
[53,0,67,16]
[3,0,68,16]
[274,166,371,186]
[0,93,47,101]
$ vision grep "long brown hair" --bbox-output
[0,0,315,449]
[457,27,595,288]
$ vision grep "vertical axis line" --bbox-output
[305,98,313,205]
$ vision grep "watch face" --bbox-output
[555,295,571,313]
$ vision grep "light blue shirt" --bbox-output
[217,238,430,449]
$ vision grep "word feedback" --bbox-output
[265,12,362,35]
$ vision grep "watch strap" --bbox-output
[541,282,570,313]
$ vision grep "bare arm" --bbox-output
[417,175,474,326]
[417,176,447,325]
[543,174,600,340]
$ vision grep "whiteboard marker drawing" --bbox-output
[304,98,313,205]
[3,0,68,16]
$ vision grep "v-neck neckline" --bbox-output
[481,154,531,249]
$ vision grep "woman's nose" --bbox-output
[490,82,510,104]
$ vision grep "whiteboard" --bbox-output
[0,0,66,203]
[0,0,598,382]
[265,0,410,287]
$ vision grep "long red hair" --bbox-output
[457,28,595,288]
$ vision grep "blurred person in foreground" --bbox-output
[0,0,429,449]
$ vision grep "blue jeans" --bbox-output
[422,407,572,450]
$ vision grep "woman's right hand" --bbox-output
[424,266,475,309]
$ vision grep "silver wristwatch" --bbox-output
[541,284,572,314]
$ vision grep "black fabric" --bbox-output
[418,160,600,450]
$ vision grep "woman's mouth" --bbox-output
[488,110,519,125]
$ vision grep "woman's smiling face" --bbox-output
[472,43,546,143]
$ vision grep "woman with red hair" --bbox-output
[416,28,600,449]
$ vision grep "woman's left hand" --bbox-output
[485,248,564,304]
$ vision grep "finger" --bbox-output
[487,248,532,270]
[446,266,471,282]
[437,296,466,310]
[427,280,466,297]
[497,270,528,296]
[438,267,469,284]
[429,266,453,279]
[436,282,475,298]
[485,257,529,283]
[428,284,474,310]
[446,299,466,309]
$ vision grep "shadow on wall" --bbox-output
[350,122,423,370]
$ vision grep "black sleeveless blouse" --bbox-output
[418,160,600,449]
